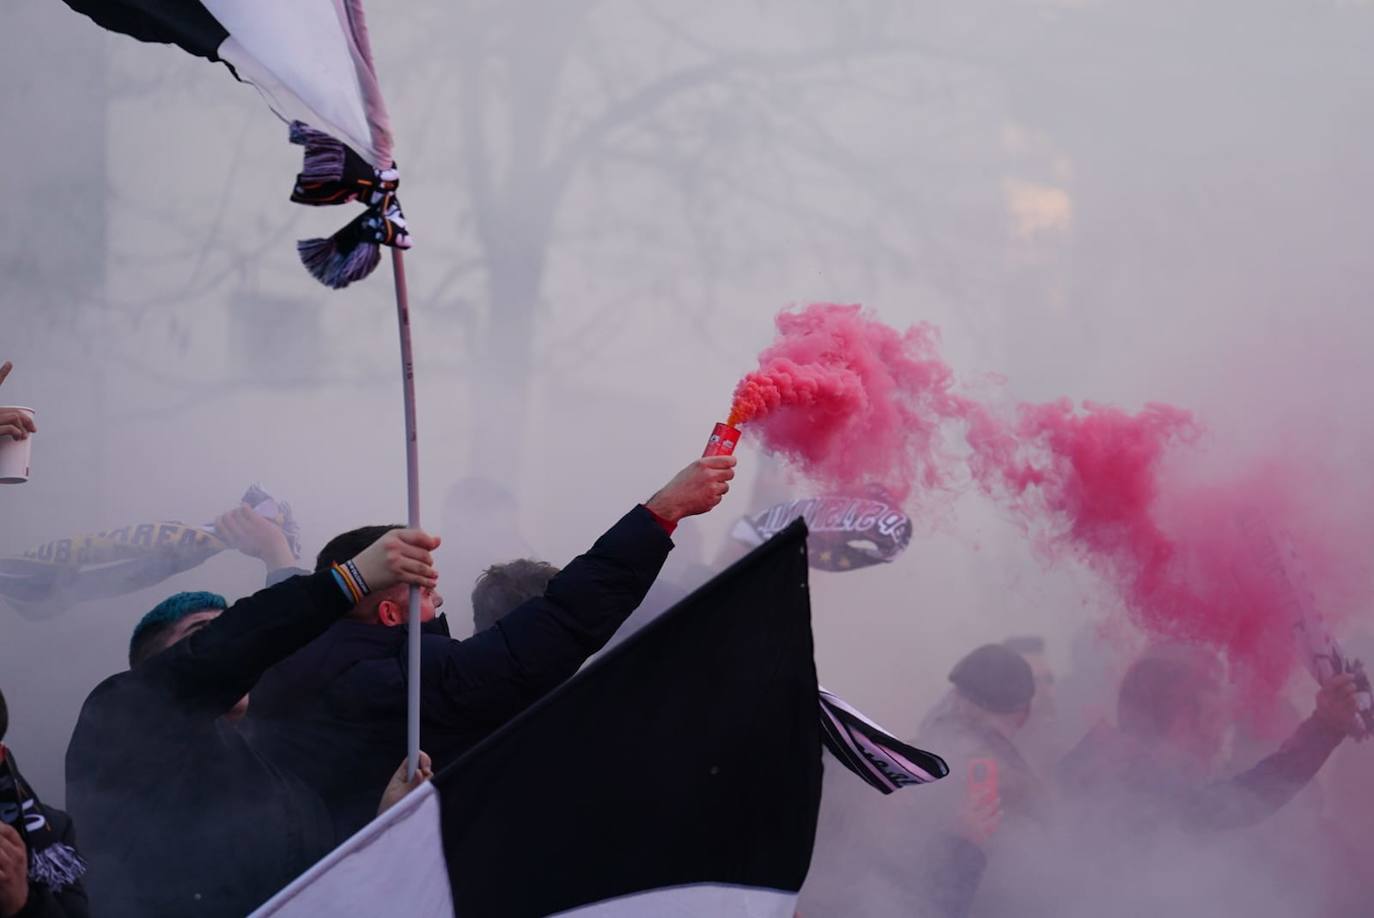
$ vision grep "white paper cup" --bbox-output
[0,407,35,484]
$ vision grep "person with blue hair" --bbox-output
[128,591,229,663]
[126,592,257,721]
[64,525,440,918]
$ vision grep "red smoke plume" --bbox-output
[728,304,963,502]
[730,303,1367,713]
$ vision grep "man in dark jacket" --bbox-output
[1058,646,1359,833]
[65,527,439,918]
[0,689,87,918]
[246,455,735,843]
[1027,646,1364,917]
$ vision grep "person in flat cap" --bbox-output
[802,644,1046,918]
[900,643,1047,917]
[947,643,1038,718]
[922,642,1045,824]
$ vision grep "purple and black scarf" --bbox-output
[0,746,85,891]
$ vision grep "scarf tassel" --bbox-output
[287,122,410,288]
[288,121,399,207]
[29,841,87,891]
[298,220,383,289]
[288,121,347,186]
[297,199,410,290]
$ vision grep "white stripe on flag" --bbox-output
[205,0,391,166]
[549,884,799,917]
[250,782,454,918]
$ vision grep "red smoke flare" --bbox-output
[729,303,1366,715]
[728,304,963,502]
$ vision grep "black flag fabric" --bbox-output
[253,521,821,917]
[58,0,228,60]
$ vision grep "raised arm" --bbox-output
[430,457,734,730]
[0,362,37,442]
[214,502,299,576]
[144,571,358,719]
[1185,674,1356,830]
[110,528,440,725]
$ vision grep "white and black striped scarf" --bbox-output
[819,688,949,793]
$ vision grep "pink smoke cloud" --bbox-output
[729,303,1369,716]
[728,304,963,502]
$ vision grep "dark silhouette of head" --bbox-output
[949,643,1036,726]
[471,559,561,633]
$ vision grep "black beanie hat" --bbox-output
[0,687,7,742]
[949,644,1036,714]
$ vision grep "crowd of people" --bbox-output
[0,354,739,917]
[802,633,1365,916]
[2,352,1369,917]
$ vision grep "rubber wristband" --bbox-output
[331,562,366,603]
[331,567,358,603]
[344,559,371,596]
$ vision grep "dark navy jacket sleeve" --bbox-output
[427,505,673,730]
[73,570,353,756]
[13,880,88,918]
[1186,715,1345,831]
[142,569,354,721]
[923,835,988,918]
[266,566,311,588]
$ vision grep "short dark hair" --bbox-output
[0,687,8,742]
[316,525,404,573]
[1118,651,1221,740]
[1003,635,1046,655]
[471,560,561,633]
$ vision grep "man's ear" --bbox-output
[378,599,404,627]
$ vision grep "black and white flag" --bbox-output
[59,0,393,167]
[254,521,821,917]
[58,0,408,287]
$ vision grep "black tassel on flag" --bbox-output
[289,121,410,289]
[297,198,409,290]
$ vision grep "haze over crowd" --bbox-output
[3,2,1373,914]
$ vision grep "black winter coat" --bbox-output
[1057,715,1346,834]
[246,505,674,843]
[65,571,352,918]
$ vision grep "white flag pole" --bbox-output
[391,247,423,780]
